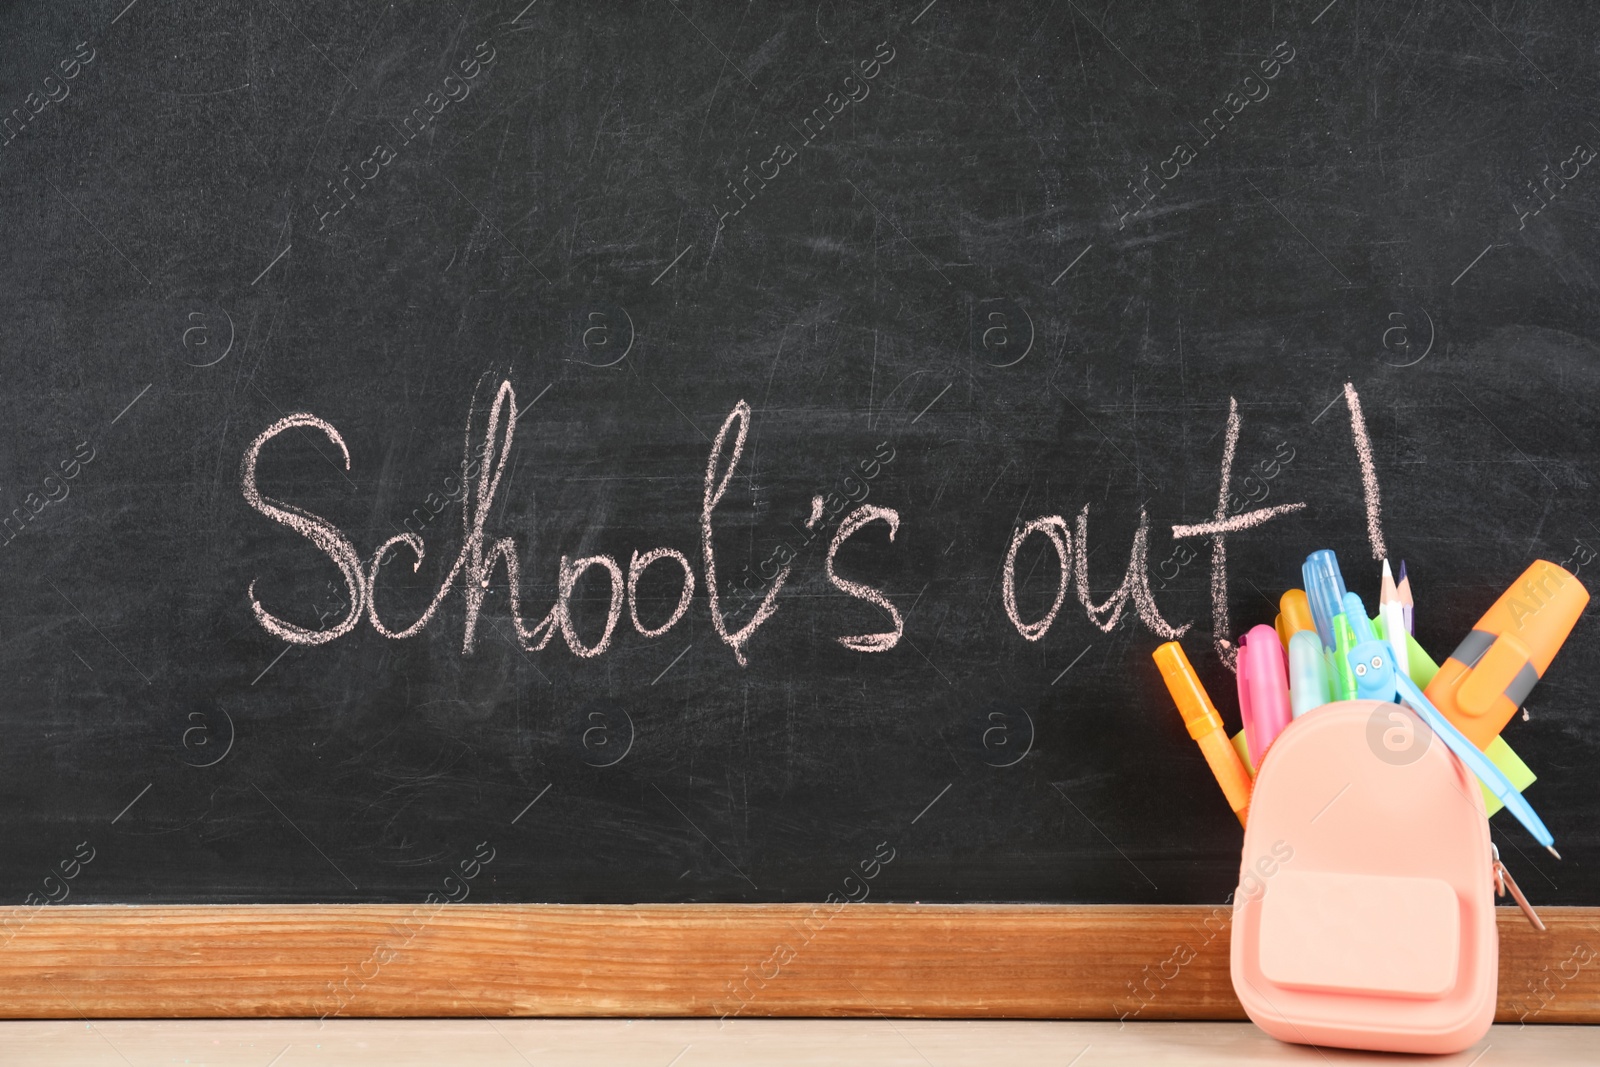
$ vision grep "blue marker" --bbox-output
[1302,549,1348,650]
[1341,592,1560,859]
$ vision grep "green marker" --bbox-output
[1332,613,1358,700]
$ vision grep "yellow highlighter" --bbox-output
[1480,736,1536,817]
[1231,729,1256,778]
[1154,641,1253,827]
[1275,589,1316,648]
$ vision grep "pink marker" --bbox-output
[1237,624,1293,768]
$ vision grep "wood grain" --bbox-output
[0,904,1593,1020]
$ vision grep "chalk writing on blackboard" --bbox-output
[242,378,1386,675]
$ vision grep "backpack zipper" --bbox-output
[1491,844,1546,931]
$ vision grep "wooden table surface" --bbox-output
[0,1020,1591,1065]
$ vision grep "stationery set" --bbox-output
[1155,552,1588,1053]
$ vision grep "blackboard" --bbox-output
[3,0,1598,914]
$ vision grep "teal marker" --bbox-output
[1288,629,1331,717]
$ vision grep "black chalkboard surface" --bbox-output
[2,0,1597,910]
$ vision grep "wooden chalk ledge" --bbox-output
[0,904,1594,1020]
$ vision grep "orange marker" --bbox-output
[1274,589,1316,648]
[1424,560,1589,751]
[1154,641,1253,827]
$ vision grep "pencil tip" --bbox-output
[1547,846,1562,860]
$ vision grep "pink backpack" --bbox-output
[1230,698,1526,1054]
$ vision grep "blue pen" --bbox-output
[1341,592,1560,858]
[1302,549,1348,650]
